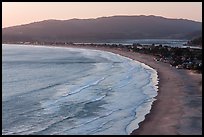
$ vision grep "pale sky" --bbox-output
[2,2,202,28]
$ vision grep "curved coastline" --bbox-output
[3,44,159,135]
[58,45,201,135]
[3,44,202,135]
[94,50,159,135]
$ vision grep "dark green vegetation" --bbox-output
[131,44,202,73]
[187,36,202,47]
[76,43,202,73]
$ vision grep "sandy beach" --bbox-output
[25,44,203,135]
[54,44,202,135]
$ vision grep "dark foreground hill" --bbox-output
[2,15,202,43]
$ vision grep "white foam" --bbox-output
[3,44,159,135]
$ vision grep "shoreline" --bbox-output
[3,44,202,135]
[58,45,202,135]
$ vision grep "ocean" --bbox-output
[2,44,158,135]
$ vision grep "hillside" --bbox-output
[2,15,202,43]
[187,36,202,47]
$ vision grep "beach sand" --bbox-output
[39,44,203,135]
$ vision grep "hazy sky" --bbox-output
[2,2,202,28]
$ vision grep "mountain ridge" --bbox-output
[2,15,202,43]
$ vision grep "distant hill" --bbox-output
[187,36,202,47]
[2,15,202,43]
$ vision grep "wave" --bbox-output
[66,77,106,96]
[56,109,121,135]
[2,44,159,135]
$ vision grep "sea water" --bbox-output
[2,44,158,135]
